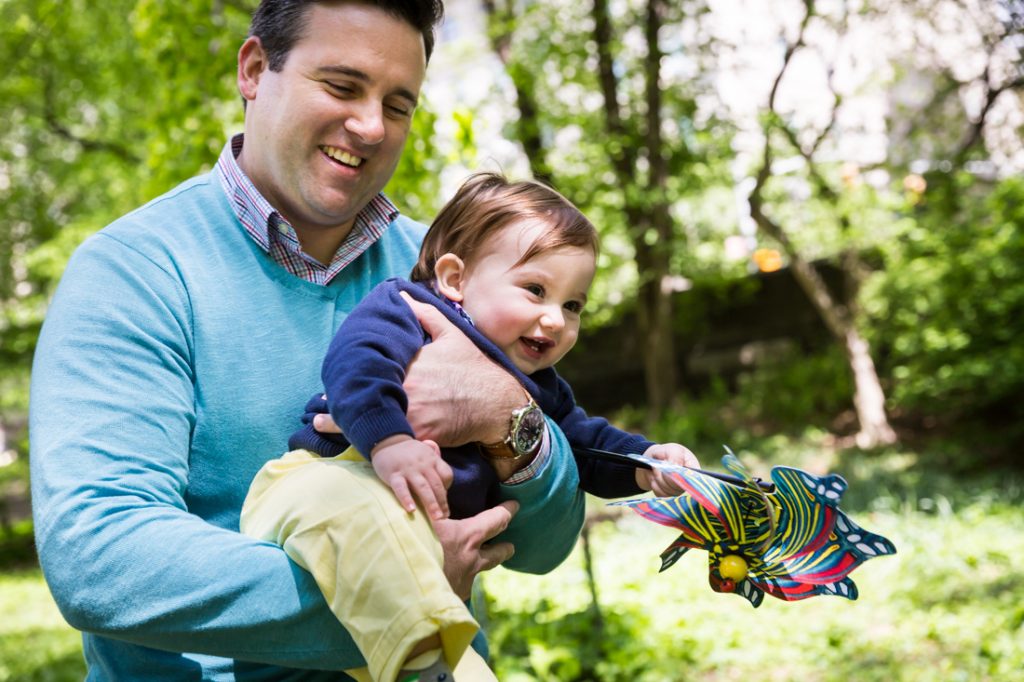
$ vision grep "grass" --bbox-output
[480,435,1024,681]
[0,569,85,681]
[2,434,1022,681]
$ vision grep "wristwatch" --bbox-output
[481,393,545,460]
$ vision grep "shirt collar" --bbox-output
[214,133,399,257]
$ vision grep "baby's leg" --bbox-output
[241,449,481,682]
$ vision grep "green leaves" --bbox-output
[0,1,253,414]
[866,173,1024,421]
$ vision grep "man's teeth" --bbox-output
[322,146,363,167]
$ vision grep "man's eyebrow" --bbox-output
[317,65,419,105]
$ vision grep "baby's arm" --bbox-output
[636,443,701,496]
[371,435,453,520]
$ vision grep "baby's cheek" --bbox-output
[475,315,515,348]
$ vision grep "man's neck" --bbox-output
[295,225,353,266]
[234,136,354,266]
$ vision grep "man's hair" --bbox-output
[249,0,445,71]
[411,173,599,283]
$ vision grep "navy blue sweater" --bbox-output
[291,278,652,518]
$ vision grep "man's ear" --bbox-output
[434,253,466,302]
[237,36,267,102]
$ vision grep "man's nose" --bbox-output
[344,101,385,146]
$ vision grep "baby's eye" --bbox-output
[564,300,584,314]
[525,283,544,297]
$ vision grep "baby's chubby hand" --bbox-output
[636,443,700,497]
[371,435,453,520]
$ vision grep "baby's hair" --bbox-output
[410,172,599,282]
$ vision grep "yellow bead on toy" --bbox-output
[719,554,749,582]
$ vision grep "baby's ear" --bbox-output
[433,253,466,302]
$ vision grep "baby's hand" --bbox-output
[371,436,453,520]
[636,443,700,497]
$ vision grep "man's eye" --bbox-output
[327,82,354,96]
[385,104,412,118]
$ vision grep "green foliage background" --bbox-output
[0,0,444,416]
[865,174,1024,435]
[1,0,1022,679]
[5,435,1023,681]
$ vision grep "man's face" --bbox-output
[236,2,426,244]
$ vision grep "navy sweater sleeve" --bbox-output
[321,279,424,458]
[532,370,652,499]
[315,277,651,498]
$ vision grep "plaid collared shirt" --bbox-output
[215,134,398,285]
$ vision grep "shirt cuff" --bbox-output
[503,424,551,485]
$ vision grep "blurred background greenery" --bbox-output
[1,0,1021,680]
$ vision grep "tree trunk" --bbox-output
[844,327,897,448]
[592,0,677,417]
[634,238,678,420]
[484,0,680,417]
[481,0,554,185]
[746,0,897,448]
[749,195,897,448]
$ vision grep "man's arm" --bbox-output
[30,235,361,669]
[400,295,585,574]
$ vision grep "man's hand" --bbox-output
[371,435,453,520]
[636,443,700,497]
[399,292,522,447]
[431,500,519,600]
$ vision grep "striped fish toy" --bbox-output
[606,449,896,607]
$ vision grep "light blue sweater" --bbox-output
[29,172,585,680]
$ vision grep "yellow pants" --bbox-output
[240,449,489,682]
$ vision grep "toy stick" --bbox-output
[573,447,776,493]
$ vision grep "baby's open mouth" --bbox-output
[521,337,551,354]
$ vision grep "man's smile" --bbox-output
[320,144,364,168]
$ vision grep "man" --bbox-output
[29,1,585,678]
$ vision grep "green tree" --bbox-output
[743,0,1021,447]
[482,0,734,420]
[866,173,1024,447]
[745,0,898,447]
[0,1,249,421]
[0,0,444,445]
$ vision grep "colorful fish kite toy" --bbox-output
[578,448,896,607]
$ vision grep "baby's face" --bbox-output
[459,220,596,375]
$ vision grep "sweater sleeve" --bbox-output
[321,281,423,457]
[493,415,586,574]
[545,373,653,499]
[30,235,362,669]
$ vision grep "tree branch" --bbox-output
[481,0,553,184]
[42,79,139,163]
[953,69,1024,165]
[747,0,854,341]
[592,0,639,178]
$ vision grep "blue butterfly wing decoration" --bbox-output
[609,449,896,608]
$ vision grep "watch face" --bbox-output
[512,405,545,455]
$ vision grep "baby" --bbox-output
[242,173,698,682]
